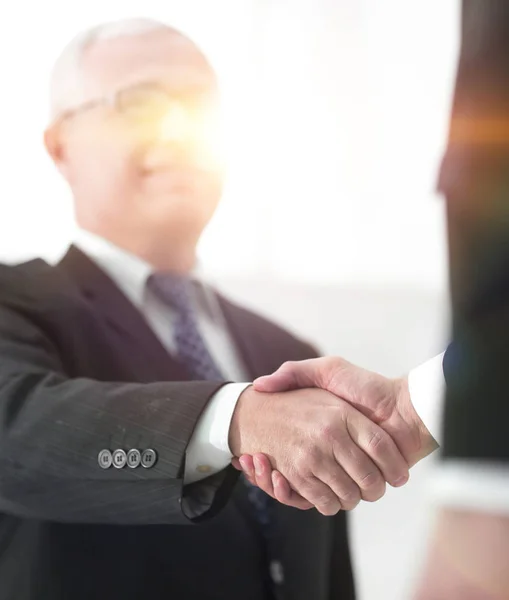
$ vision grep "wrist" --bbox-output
[228,385,266,457]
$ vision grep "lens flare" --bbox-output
[156,101,225,172]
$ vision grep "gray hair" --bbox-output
[49,18,171,122]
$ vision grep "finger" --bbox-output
[239,455,256,481]
[253,359,321,393]
[346,411,410,488]
[290,473,343,516]
[250,454,315,510]
[312,458,362,511]
[236,456,264,487]
[272,471,314,510]
[248,454,313,510]
[329,435,386,503]
[251,454,277,498]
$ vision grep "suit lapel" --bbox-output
[58,245,190,382]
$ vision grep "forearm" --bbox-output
[0,369,228,523]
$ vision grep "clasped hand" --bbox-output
[228,357,437,515]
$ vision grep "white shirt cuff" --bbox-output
[431,461,509,516]
[407,352,446,444]
[184,382,251,484]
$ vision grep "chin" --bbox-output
[156,211,208,241]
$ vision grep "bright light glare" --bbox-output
[0,0,457,293]
[158,102,191,142]
[195,105,226,171]
[157,101,225,172]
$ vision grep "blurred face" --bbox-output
[48,29,224,250]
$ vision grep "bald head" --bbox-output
[49,19,216,123]
[83,30,215,115]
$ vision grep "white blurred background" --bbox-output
[0,1,459,598]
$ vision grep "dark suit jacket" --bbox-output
[439,0,509,464]
[0,246,355,600]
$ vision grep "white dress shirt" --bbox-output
[72,229,509,512]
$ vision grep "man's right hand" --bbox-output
[235,357,439,512]
[253,357,438,468]
[228,385,409,516]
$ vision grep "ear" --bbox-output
[44,124,70,178]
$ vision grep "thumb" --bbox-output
[253,360,320,392]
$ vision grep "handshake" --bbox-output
[228,357,438,516]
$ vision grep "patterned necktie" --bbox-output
[148,272,271,529]
[149,272,223,381]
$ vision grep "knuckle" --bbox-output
[339,486,361,510]
[316,493,335,506]
[366,429,390,455]
[316,496,341,516]
[294,449,314,475]
[319,506,340,517]
[304,443,324,472]
[317,422,335,444]
[358,470,384,490]
[280,360,296,372]
[362,482,386,503]
[300,482,340,514]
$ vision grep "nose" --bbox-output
[158,104,195,144]
[142,106,195,170]
[143,103,224,172]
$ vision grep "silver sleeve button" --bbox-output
[127,449,141,468]
[141,449,157,468]
[98,449,112,469]
[112,449,127,469]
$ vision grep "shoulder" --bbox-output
[0,258,72,311]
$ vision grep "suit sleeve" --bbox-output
[0,301,238,525]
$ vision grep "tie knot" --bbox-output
[148,272,193,314]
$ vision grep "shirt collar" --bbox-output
[73,228,219,318]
